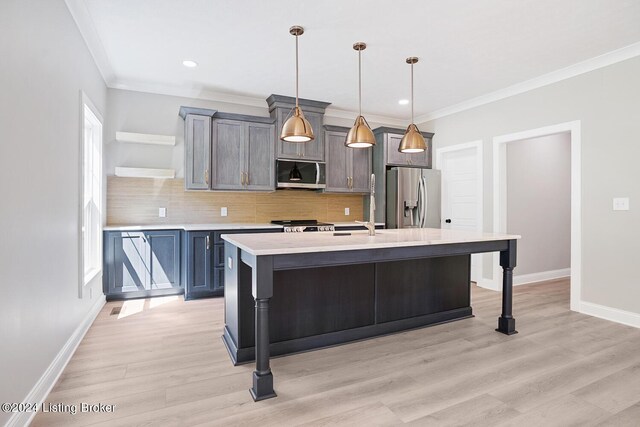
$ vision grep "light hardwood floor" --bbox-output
[32,278,640,426]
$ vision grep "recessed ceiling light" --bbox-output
[398,99,409,105]
[182,60,198,68]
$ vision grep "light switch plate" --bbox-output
[613,197,630,211]
[158,207,167,217]
[344,207,350,216]
[221,207,228,217]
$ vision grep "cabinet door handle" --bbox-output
[346,176,350,188]
[206,235,210,250]
[245,172,249,186]
[240,172,245,185]
[205,169,209,184]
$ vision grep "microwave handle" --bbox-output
[316,162,320,184]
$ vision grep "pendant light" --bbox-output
[345,42,375,148]
[288,162,302,181]
[399,57,427,153]
[280,26,314,143]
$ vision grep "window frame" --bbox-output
[79,92,104,296]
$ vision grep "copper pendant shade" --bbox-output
[399,57,427,153]
[280,26,315,143]
[345,42,375,148]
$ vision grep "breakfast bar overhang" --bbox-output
[222,228,520,401]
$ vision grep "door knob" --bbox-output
[445,219,452,223]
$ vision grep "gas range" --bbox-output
[271,220,335,233]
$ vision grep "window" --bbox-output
[82,100,103,286]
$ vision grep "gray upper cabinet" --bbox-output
[180,107,217,190]
[211,114,276,191]
[180,107,275,192]
[350,144,372,192]
[324,126,371,194]
[212,119,244,190]
[245,122,276,190]
[267,94,330,162]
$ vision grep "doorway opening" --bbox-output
[493,121,582,311]
[436,140,483,283]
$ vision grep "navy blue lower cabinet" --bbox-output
[184,231,218,300]
[184,228,282,300]
[103,230,183,300]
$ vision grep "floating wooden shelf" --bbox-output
[114,167,175,179]
[115,131,176,146]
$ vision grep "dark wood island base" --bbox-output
[222,230,519,401]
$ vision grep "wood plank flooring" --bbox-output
[32,278,640,426]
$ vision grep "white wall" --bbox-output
[506,133,571,276]
[422,56,640,317]
[105,88,398,177]
[0,1,107,425]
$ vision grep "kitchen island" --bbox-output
[222,228,520,401]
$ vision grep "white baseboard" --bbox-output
[580,301,640,329]
[475,268,571,291]
[476,278,501,292]
[6,295,106,427]
[513,268,571,286]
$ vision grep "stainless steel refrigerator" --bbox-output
[386,167,441,229]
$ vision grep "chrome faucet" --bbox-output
[356,173,376,236]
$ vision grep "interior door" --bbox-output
[439,146,482,282]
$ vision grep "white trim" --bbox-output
[64,0,115,85]
[513,268,571,286]
[417,42,640,123]
[580,301,640,329]
[5,296,106,427]
[79,92,104,298]
[323,107,408,128]
[435,140,484,283]
[491,121,581,313]
[115,131,176,146]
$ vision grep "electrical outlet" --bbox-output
[158,207,167,218]
[221,207,228,217]
[344,207,350,216]
[613,197,630,211]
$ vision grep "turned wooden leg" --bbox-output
[497,239,518,335]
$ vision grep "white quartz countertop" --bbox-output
[222,228,521,256]
[103,223,283,231]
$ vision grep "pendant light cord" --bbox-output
[358,49,362,116]
[295,34,299,108]
[410,62,414,124]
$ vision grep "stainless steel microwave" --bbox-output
[276,160,326,190]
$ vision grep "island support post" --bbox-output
[496,239,518,335]
[249,254,277,401]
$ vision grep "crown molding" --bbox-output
[111,78,408,126]
[323,107,408,127]
[416,41,640,124]
[64,0,115,85]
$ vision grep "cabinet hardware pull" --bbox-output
[206,235,210,250]
[245,172,249,185]
[205,169,209,184]
[241,172,245,185]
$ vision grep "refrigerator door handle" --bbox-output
[420,175,428,227]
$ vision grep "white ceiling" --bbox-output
[76,0,640,121]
